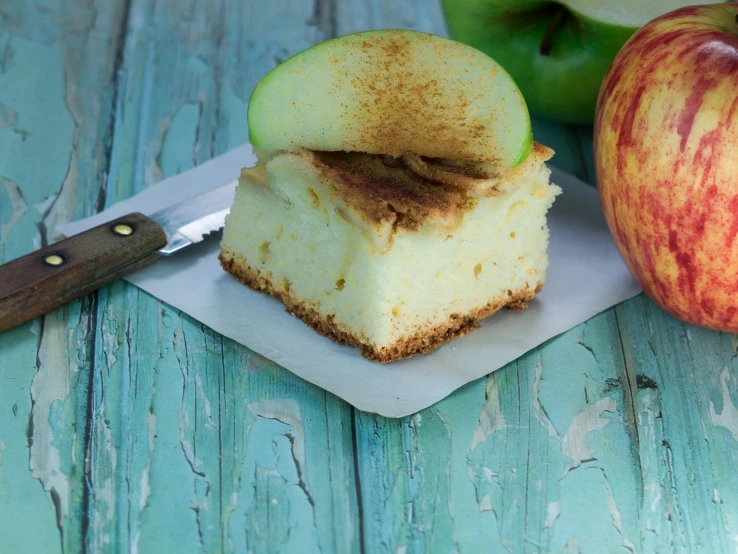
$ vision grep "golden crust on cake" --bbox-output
[311,150,469,230]
[220,250,544,362]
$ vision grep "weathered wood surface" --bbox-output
[1,1,737,553]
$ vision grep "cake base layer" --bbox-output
[220,250,543,362]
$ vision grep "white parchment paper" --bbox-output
[59,144,641,417]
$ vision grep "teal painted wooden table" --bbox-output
[2,1,738,552]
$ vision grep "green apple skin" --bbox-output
[248,30,532,167]
[442,0,635,125]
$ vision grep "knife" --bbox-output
[0,182,237,333]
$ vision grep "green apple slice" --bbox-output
[564,0,716,29]
[248,30,532,167]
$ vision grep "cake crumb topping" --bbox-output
[240,142,553,233]
[307,142,553,230]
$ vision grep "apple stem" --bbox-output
[539,5,567,56]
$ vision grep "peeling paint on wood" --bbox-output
[709,367,738,442]
[0,1,128,553]
[0,176,27,247]
[2,0,738,553]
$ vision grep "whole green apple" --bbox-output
[442,0,721,124]
[595,3,738,331]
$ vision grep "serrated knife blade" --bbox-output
[152,181,237,254]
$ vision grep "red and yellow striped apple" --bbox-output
[595,3,738,331]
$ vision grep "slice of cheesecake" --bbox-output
[220,143,560,361]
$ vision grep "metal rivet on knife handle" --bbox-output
[44,254,65,266]
[113,223,134,236]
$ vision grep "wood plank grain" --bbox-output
[614,296,738,552]
[354,312,645,553]
[4,1,736,553]
[531,117,590,184]
[0,1,128,552]
[337,4,651,552]
[336,0,447,35]
[574,126,596,185]
[78,0,360,552]
[575,123,738,551]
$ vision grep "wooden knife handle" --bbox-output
[0,213,167,333]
